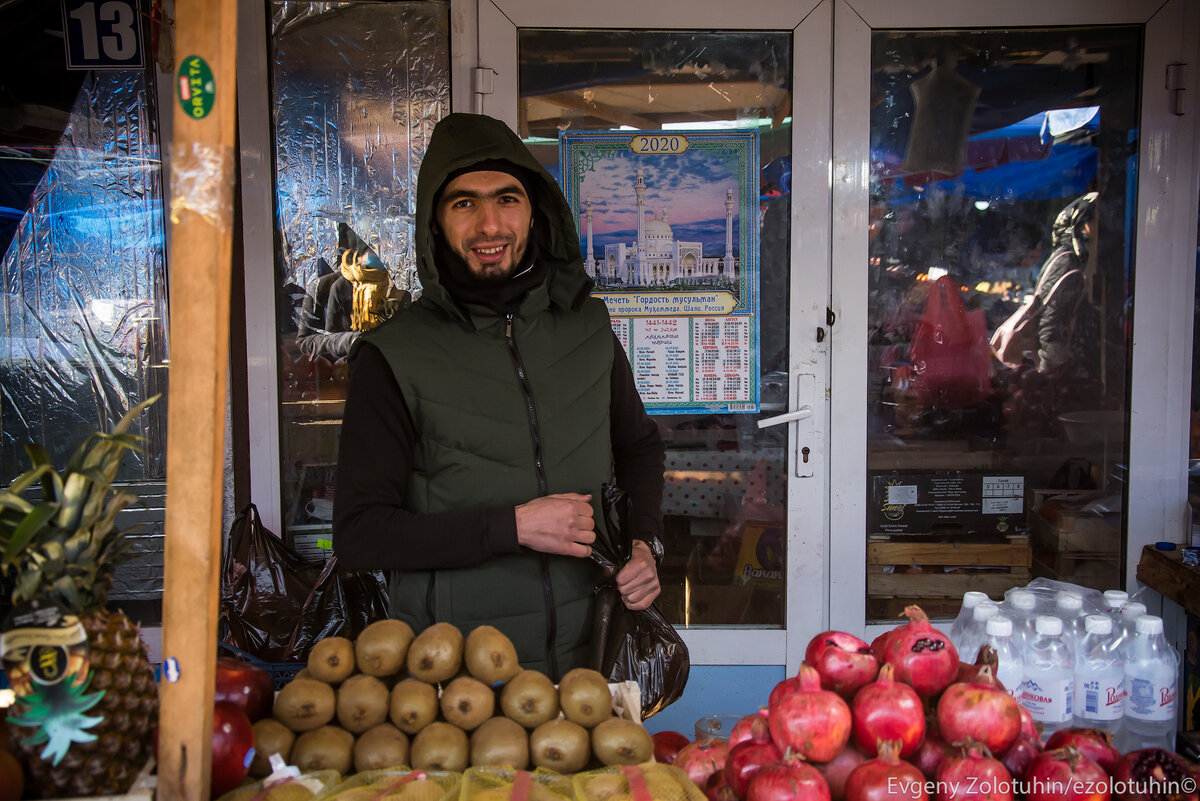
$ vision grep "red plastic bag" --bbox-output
[907,276,990,409]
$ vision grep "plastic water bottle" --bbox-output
[951,591,990,654]
[1113,601,1148,657]
[958,602,1001,662]
[1072,614,1124,735]
[1005,589,1039,656]
[1055,591,1086,654]
[1121,615,1179,752]
[984,616,1023,698]
[1018,615,1074,740]
[1103,589,1128,615]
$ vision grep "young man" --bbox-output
[333,113,665,678]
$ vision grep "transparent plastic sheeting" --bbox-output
[0,71,168,599]
[270,0,450,313]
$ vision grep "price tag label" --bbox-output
[61,0,145,70]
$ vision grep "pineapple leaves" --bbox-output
[1,502,60,568]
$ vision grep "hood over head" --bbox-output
[416,113,592,318]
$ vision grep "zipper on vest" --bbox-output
[505,312,558,679]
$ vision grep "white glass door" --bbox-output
[469,0,833,669]
[829,0,1200,640]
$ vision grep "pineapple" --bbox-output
[0,397,159,797]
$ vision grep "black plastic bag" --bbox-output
[590,484,689,719]
[288,556,389,656]
[219,504,322,663]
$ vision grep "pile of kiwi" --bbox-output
[251,620,654,779]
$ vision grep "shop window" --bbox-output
[865,27,1140,620]
[0,1,168,614]
[518,29,793,628]
[266,1,450,555]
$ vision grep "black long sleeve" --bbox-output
[332,331,664,571]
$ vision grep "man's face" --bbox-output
[435,170,533,282]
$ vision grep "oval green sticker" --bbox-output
[177,55,215,119]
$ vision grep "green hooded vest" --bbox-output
[360,113,614,678]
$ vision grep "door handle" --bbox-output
[756,405,813,429]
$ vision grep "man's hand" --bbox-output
[616,539,661,611]
[515,493,595,558]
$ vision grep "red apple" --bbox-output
[652,730,691,764]
[215,657,275,723]
[211,701,254,797]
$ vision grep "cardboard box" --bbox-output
[868,470,1027,536]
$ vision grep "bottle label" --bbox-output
[1017,675,1073,723]
[1125,675,1176,721]
[1075,674,1124,721]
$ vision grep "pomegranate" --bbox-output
[999,734,1041,781]
[936,664,1021,755]
[652,730,690,765]
[845,740,928,801]
[870,629,896,661]
[724,717,783,799]
[816,742,870,800]
[1043,728,1121,774]
[936,745,1014,801]
[851,663,926,757]
[1111,748,1200,801]
[706,768,738,801]
[729,709,770,749]
[956,645,999,687]
[805,630,880,699]
[210,701,255,797]
[768,664,853,762]
[1017,703,1040,741]
[1024,747,1110,801]
[768,674,802,710]
[911,726,954,781]
[747,756,832,801]
[674,738,730,788]
[880,605,959,697]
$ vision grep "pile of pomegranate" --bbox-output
[657,606,1199,801]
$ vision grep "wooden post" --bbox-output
[158,0,238,797]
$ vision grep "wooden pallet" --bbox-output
[867,536,1031,597]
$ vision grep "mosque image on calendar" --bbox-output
[579,166,741,294]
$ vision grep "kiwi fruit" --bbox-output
[273,678,336,732]
[474,785,559,801]
[583,773,627,801]
[290,724,355,773]
[439,675,496,731]
[396,782,451,801]
[591,717,654,766]
[558,668,613,728]
[294,667,315,681]
[308,636,356,683]
[355,619,415,677]
[249,718,295,776]
[352,722,410,772]
[406,622,464,683]
[410,721,469,772]
[529,718,589,773]
[469,715,529,769]
[500,669,559,728]
[336,673,390,733]
[389,677,439,734]
[464,625,521,685]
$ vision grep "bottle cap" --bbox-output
[1055,591,1083,611]
[1122,602,1147,620]
[1154,541,1177,551]
[1009,590,1036,610]
[1134,615,1164,635]
[1035,615,1063,636]
[962,591,989,609]
[973,602,1000,623]
[1103,590,1128,610]
[1084,614,1113,634]
[986,616,1013,637]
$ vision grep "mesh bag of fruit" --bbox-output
[315,768,462,801]
[216,770,342,801]
[573,764,706,801]
[461,766,574,801]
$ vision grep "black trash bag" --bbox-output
[288,556,389,657]
[219,503,322,663]
[590,483,689,719]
